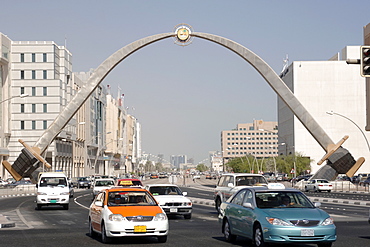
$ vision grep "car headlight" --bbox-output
[266,217,292,226]
[37,192,47,195]
[183,202,192,206]
[153,213,167,221]
[321,217,334,226]
[109,214,125,221]
[60,192,70,195]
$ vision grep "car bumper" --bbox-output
[262,225,336,244]
[36,195,69,205]
[161,206,192,215]
[105,220,169,237]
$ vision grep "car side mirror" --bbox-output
[182,192,188,196]
[95,201,103,207]
[242,202,253,208]
[314,202,321,208]
[227,183,234,188]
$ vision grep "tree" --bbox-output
[196,163,208,172]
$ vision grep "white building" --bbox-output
[279,46,370,174]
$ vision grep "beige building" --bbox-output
[221,120,278,164]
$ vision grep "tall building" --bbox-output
[279,46,370,174]
[221,120,278,164]
[9,39,74,177]
[170,155,187,169]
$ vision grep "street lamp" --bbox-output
[326,111,370,152]
[0,93,29,105]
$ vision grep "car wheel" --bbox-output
[223,219,236,242]
[36,204,42,210]
[304,186,309,192]
[327,190,331,193]
[157,236,167,243]
[101,223,111,243]
[254,223,267,247]
[215,197,221,213]
[89,219,97,238]
[317,242,332,247]
[184,214,192,219]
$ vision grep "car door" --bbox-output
[227,189,247,236]
[90,192,105,232]
[238,190,254,239]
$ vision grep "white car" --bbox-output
[145,184,192,219]
[89,187,168,243]
[92,178,115,199]
[305,179,333,192]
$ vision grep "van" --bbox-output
[36,172,70,210]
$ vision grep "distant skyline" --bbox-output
[1,0,369,164]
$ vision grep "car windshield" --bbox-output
[39,177,67,187]
[78,177,90,182]
[107,191,157,206]
[255,191,315,208]
[235,176,267,186]
[95,180,114,186]
[148,186,182,195]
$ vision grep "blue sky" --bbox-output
[1,0,369,164]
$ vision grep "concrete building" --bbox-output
[221,120,278,164]
[279,46,370,174]
[170,155,187,169]
[9,39,74,178]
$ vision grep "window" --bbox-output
[32,53,35,62]
[43,120,47,129]
[32,70,36,79]
[43,70,47,79]
[43,104,47,113]
[20,121,25,130]
[32,121,36,130]
[43,87,47,96]
[43,53,47,62]
[32,87,36,96]
[20,104,25,113]
[20,53,24,62]
[21,70,24,79]
[32,104,36,113]
[21,87,25,94]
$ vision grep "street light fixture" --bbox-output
[0,93,29,105]
[326,111,370,152]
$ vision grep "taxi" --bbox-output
[218,184,336,247]
[89,187,169,243]
[115,178,143,188]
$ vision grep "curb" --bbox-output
[0,214,15,228]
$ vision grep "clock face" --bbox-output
[176,27,190,41]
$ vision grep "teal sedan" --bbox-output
[218,185,336,247]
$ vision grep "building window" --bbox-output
[21,70,24,79]
[21,87,25,94]
[20,121,25,130]
[20,53,24,62]
[32,70,36,79]
[32,104,36,113]
[21,104,25,113]
[43,87,47,96]
[32,87,36,96]
[43,104,47,113]
[43,70,47,79]
[32,121,36,130]
[43,120,47,129]
[32,53,35,62]
[43,53,47,62]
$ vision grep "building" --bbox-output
[279,46,370,174]
[170,155,187,169]
[221,120,278,164]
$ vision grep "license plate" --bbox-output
[134,225,146,232]
[301,229,314,236]
[170,207,178,212]
[49,199,57,203]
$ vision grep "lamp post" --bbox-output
[326,111,370,152]
[0,93,29,105]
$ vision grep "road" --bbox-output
[0,177,369,246]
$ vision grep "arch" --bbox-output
[7,29,358,181]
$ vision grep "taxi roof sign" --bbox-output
[118,180,133,186]
[267,183,285,189]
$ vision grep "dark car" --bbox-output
[359,176,370,186]
[76,177,92,189]
[5,179,33,188]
